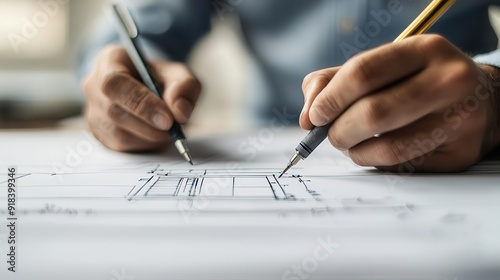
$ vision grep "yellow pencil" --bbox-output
[395,0,456,42]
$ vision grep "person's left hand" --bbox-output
[300,35,500,173]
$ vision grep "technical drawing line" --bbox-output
[0,173,32,185]
[265,176,278,200]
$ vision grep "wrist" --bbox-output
[478,64,500,150]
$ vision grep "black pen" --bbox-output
[110,3,193,164]
[279,0,456,177]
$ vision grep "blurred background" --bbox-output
[0,0,101,128]
[1,0,500,130]
[0,0,251,130]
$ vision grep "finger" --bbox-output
[376,131,483,173]
[345,117,449,167]
[302,67,341,96]
[155,62,202,124]
[300,67,341,130]
[309,36,432,127]
[328,69,446,150]
[106,103,171,143]
[100,72,174,131]
[375,153,469,173]
[89,119,169,152]
[96,45,175,131]
[85,76,153,141]
[96,45,137,80]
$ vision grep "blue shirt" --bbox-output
[78,0,500,123]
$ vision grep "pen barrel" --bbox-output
[394,0,456,42]
[168,123,186,142]
[296,124,331,159]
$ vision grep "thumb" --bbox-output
[300,67,340,130]
[309,87,343,127]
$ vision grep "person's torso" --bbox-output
[233,0,498,122]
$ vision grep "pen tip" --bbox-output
[278,152,302,179]
[278,164,291,179]
[184,153,194,165]
[175,139,194,166]
[181,151,194,165]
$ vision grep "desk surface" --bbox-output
[0,127,499,280]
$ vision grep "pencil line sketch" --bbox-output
[126,165,323,203]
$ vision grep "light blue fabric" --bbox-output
[78,0,500,124]
[475,49,500,68]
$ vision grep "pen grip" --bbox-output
[168,123,186,142]
[296,123,332,159]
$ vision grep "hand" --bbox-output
[300,35,500,172]
[82,45,201,152]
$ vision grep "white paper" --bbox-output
[0,129,499,279]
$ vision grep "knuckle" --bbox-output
[381,139,408,165]
[314,74,333,89]
[107,103,128,122]
[345,56,374,92]
[321,90,344,116]
[350,151,369,166]
[328,128,347,150]
[101,73,128,96]
[360,98,388,131]
[419,34,449,53]
[133,94,158,116]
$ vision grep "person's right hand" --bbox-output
[82,45,201,152]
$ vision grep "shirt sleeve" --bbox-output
[474,49,500,68]
[75,0,213,82]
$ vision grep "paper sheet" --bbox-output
[0,129,499,279]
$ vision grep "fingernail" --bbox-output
[152,112,171,130]
[310,106,328,126]
[174,98,194,121]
